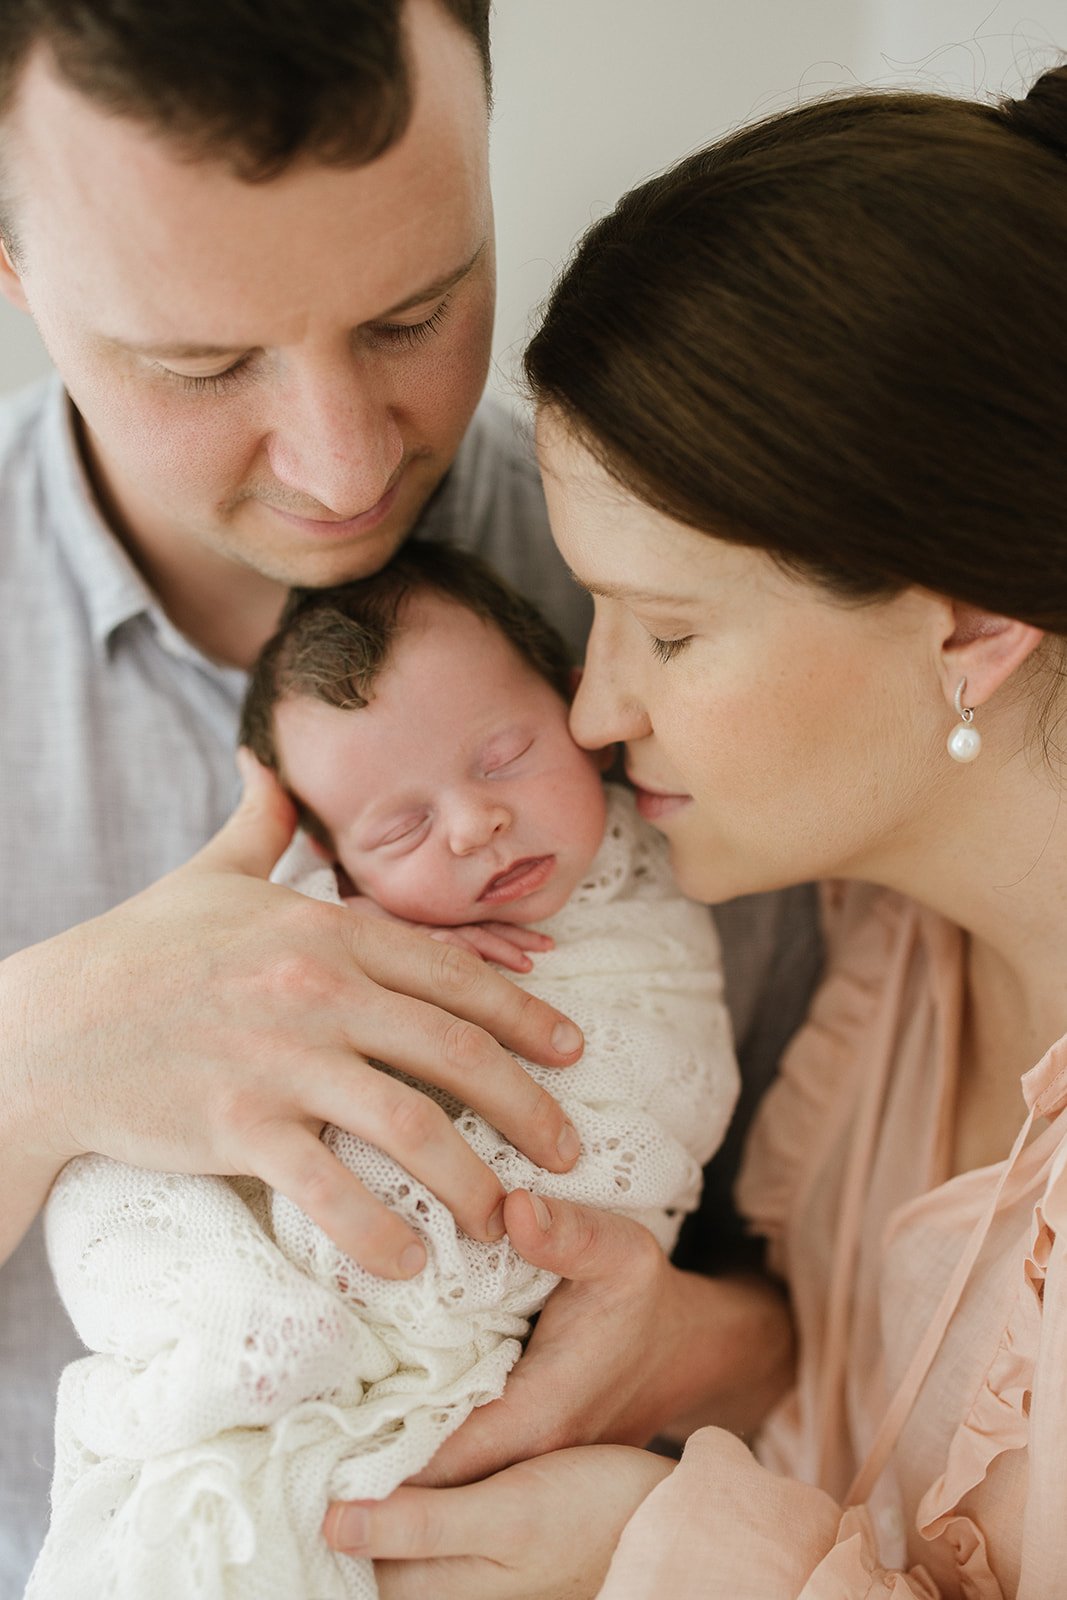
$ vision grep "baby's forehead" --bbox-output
[386,592,556,694]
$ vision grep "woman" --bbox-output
[327,64,1067,1599]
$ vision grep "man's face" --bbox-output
[0,0,494,592]
[272,594,608,928]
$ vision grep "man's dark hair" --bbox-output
[240,541,574,800]
[0,0,491,183]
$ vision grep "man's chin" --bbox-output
[232,515,417,591]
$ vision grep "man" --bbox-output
[0,1,819,1590]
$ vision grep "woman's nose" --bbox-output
[447,798,513,856]
[568,617,651,751]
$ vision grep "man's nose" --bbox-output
[265,359,405,517]
[447,797,512,856]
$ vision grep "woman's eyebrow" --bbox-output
[573,574,692,606]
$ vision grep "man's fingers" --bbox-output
[346,915,584,1069]
[188,748,297,880]
[252,1122,427,1280]
[325,940,583,1177]
[310,1059,508,1247]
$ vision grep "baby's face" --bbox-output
[273,593,607,926]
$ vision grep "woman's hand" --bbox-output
[325,1445,673,1600]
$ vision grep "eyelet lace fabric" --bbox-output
[27,786,737,1600]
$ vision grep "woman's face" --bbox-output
[538,412,947,905]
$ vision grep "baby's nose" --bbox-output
[449,800,512,855]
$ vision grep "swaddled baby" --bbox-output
[28,542,738,1600]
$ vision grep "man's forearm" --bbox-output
[661,1267,795,1444]
[0,944,69,1266]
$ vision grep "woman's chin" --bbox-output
[665,839,774,906]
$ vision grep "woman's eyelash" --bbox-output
[375,297,452,349]
[650,635,692,663]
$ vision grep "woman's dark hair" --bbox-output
[0,0,491,182]
[525,65,1067,634]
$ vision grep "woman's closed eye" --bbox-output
[649,634,693,663]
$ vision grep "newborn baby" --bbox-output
[29,542,738,1600]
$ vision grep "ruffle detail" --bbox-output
[910,1190,1059,1598]
[738,884,913,1274]
[797,1509,941,1599]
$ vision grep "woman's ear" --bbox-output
[938,603,1044,710]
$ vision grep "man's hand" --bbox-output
[0,754,583,1276]
[384,1191,795,1487]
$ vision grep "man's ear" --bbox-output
[0,232,30,312]
[938,602,1044,710]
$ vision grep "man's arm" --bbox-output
[342,1189,795,1497]
[0,756,584,1276]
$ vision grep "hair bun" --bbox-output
[1004,62,1067,156]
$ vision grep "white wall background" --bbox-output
[1,0,1064,398]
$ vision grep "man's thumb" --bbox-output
[502,1190,628,1282]
[189,747,299,879]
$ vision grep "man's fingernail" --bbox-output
[557,1122,581,1163]
[552,1020,582,1055]
[488,1200,506,1239]
[329,1504,370,1551]
[530,1193,552,1231]
[398,1242,426,1277]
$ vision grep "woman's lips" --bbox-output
[628,772,692,822]
[478,855,556,905]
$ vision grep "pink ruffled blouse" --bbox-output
[600,883,1067,1599]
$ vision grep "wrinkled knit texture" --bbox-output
[27,787,737,1600]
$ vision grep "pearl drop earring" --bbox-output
[946,677,982,763]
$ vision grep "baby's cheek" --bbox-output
[366,859,457,925]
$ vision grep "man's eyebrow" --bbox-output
[104,241,490,360]
[377,240,488,318]
[108,335,247,360]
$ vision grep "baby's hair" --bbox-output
[240,540,574,792]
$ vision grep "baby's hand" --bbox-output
[424,922,553,974]
[340,894,553,974]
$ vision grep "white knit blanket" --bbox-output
[26,786,737,1600]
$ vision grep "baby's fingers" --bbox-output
[477,924,554,953]
[429,927,532,973]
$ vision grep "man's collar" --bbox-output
[42,378,161,658]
